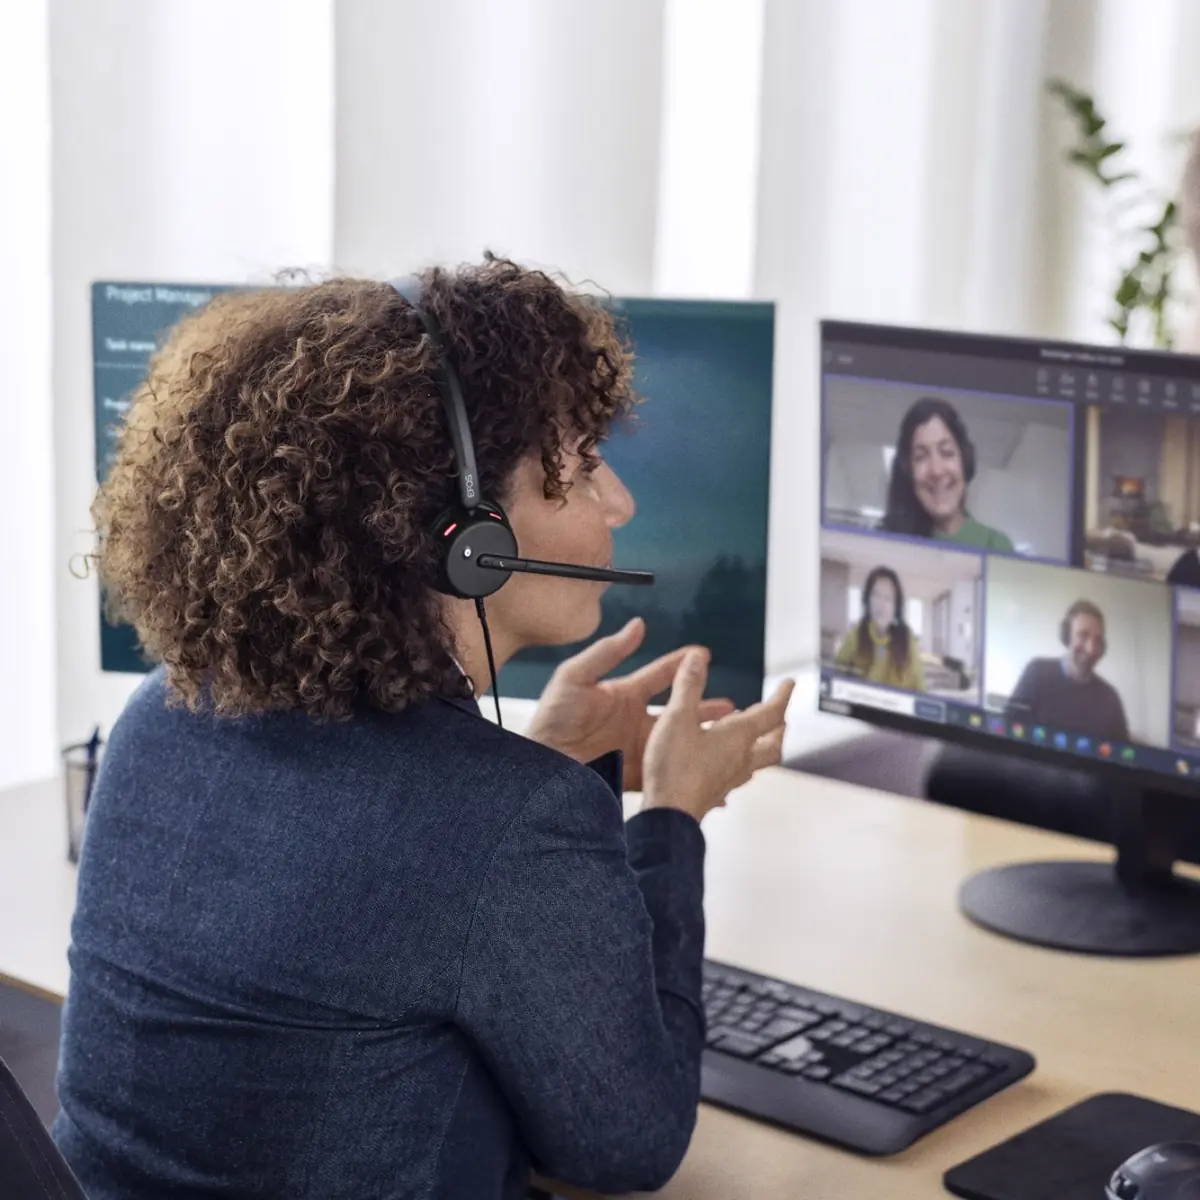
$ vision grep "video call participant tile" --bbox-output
[823,377,1073,561]
[984,556,1174,749]
[1082,405,1200,586]
[820,530,983,704]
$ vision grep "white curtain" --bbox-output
[0,0,56,789]
[18,0,1200,777]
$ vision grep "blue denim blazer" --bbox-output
[53,669,707,1198]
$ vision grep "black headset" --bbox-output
[389,277,654,600]
[388,277,653,724]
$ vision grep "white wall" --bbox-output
[50,0,335,747]
[652,0,764,298]
[947,579,978,666]
[333,0,665,294]
[984,557,1174,746]
[0,0,57,788]
[970,422,1073,558]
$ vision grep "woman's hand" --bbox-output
[524,618,735,791]
[642,650,793,822]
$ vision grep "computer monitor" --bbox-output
[92,283,773,711]
[818,320,1200,956]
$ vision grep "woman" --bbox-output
[881,396,1014,551]
[834,565,925,692]
[53,258,792,1199]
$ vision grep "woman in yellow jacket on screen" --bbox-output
[834,566,926,692]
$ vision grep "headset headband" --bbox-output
[389,276,480,511]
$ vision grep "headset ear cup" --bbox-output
[431,501,518,599]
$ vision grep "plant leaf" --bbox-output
[1115,273,1141,307]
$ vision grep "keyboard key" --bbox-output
[885,1022,912,1037]
[759,1018,811,1042]
[860,1014,887,1031]
[777,1006,821,1026]
[803,1065,831,1081]
[770,1035,815,1061]
[711,1031,771,1058]
[937,1067,988,1097]
[901,1091,941,1114]
[835,1075,883,1097]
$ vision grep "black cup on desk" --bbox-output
[61,728,103,864]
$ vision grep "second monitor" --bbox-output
[92,285,775,710]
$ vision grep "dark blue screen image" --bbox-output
[94,286,774,709]
[498,299,774,709]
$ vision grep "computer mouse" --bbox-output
[1107,1142,1200,1199]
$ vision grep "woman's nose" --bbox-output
[599,463,636,528]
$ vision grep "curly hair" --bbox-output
[93,256,637,718]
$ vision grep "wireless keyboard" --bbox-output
[701,960,1035,1155]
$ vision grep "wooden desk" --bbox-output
[2,754,1197,1197]
[559,771,1200,1199]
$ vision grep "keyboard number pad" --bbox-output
[833,1043,998,1110]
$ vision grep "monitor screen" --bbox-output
[92,284,773,710]
[818,320,1200,789]
[499,298,773,709]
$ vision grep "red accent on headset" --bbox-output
[443,523,458,536]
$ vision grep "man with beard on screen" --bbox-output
[1004,600,1130,743]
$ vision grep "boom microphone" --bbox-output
[477,554,654,586]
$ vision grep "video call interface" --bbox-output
[818,321,1200,785]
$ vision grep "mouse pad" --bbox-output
[944,1092,1200,1200]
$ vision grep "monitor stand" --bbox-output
[959,786,1200,956]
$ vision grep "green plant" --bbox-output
[1048,79,1180,348]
